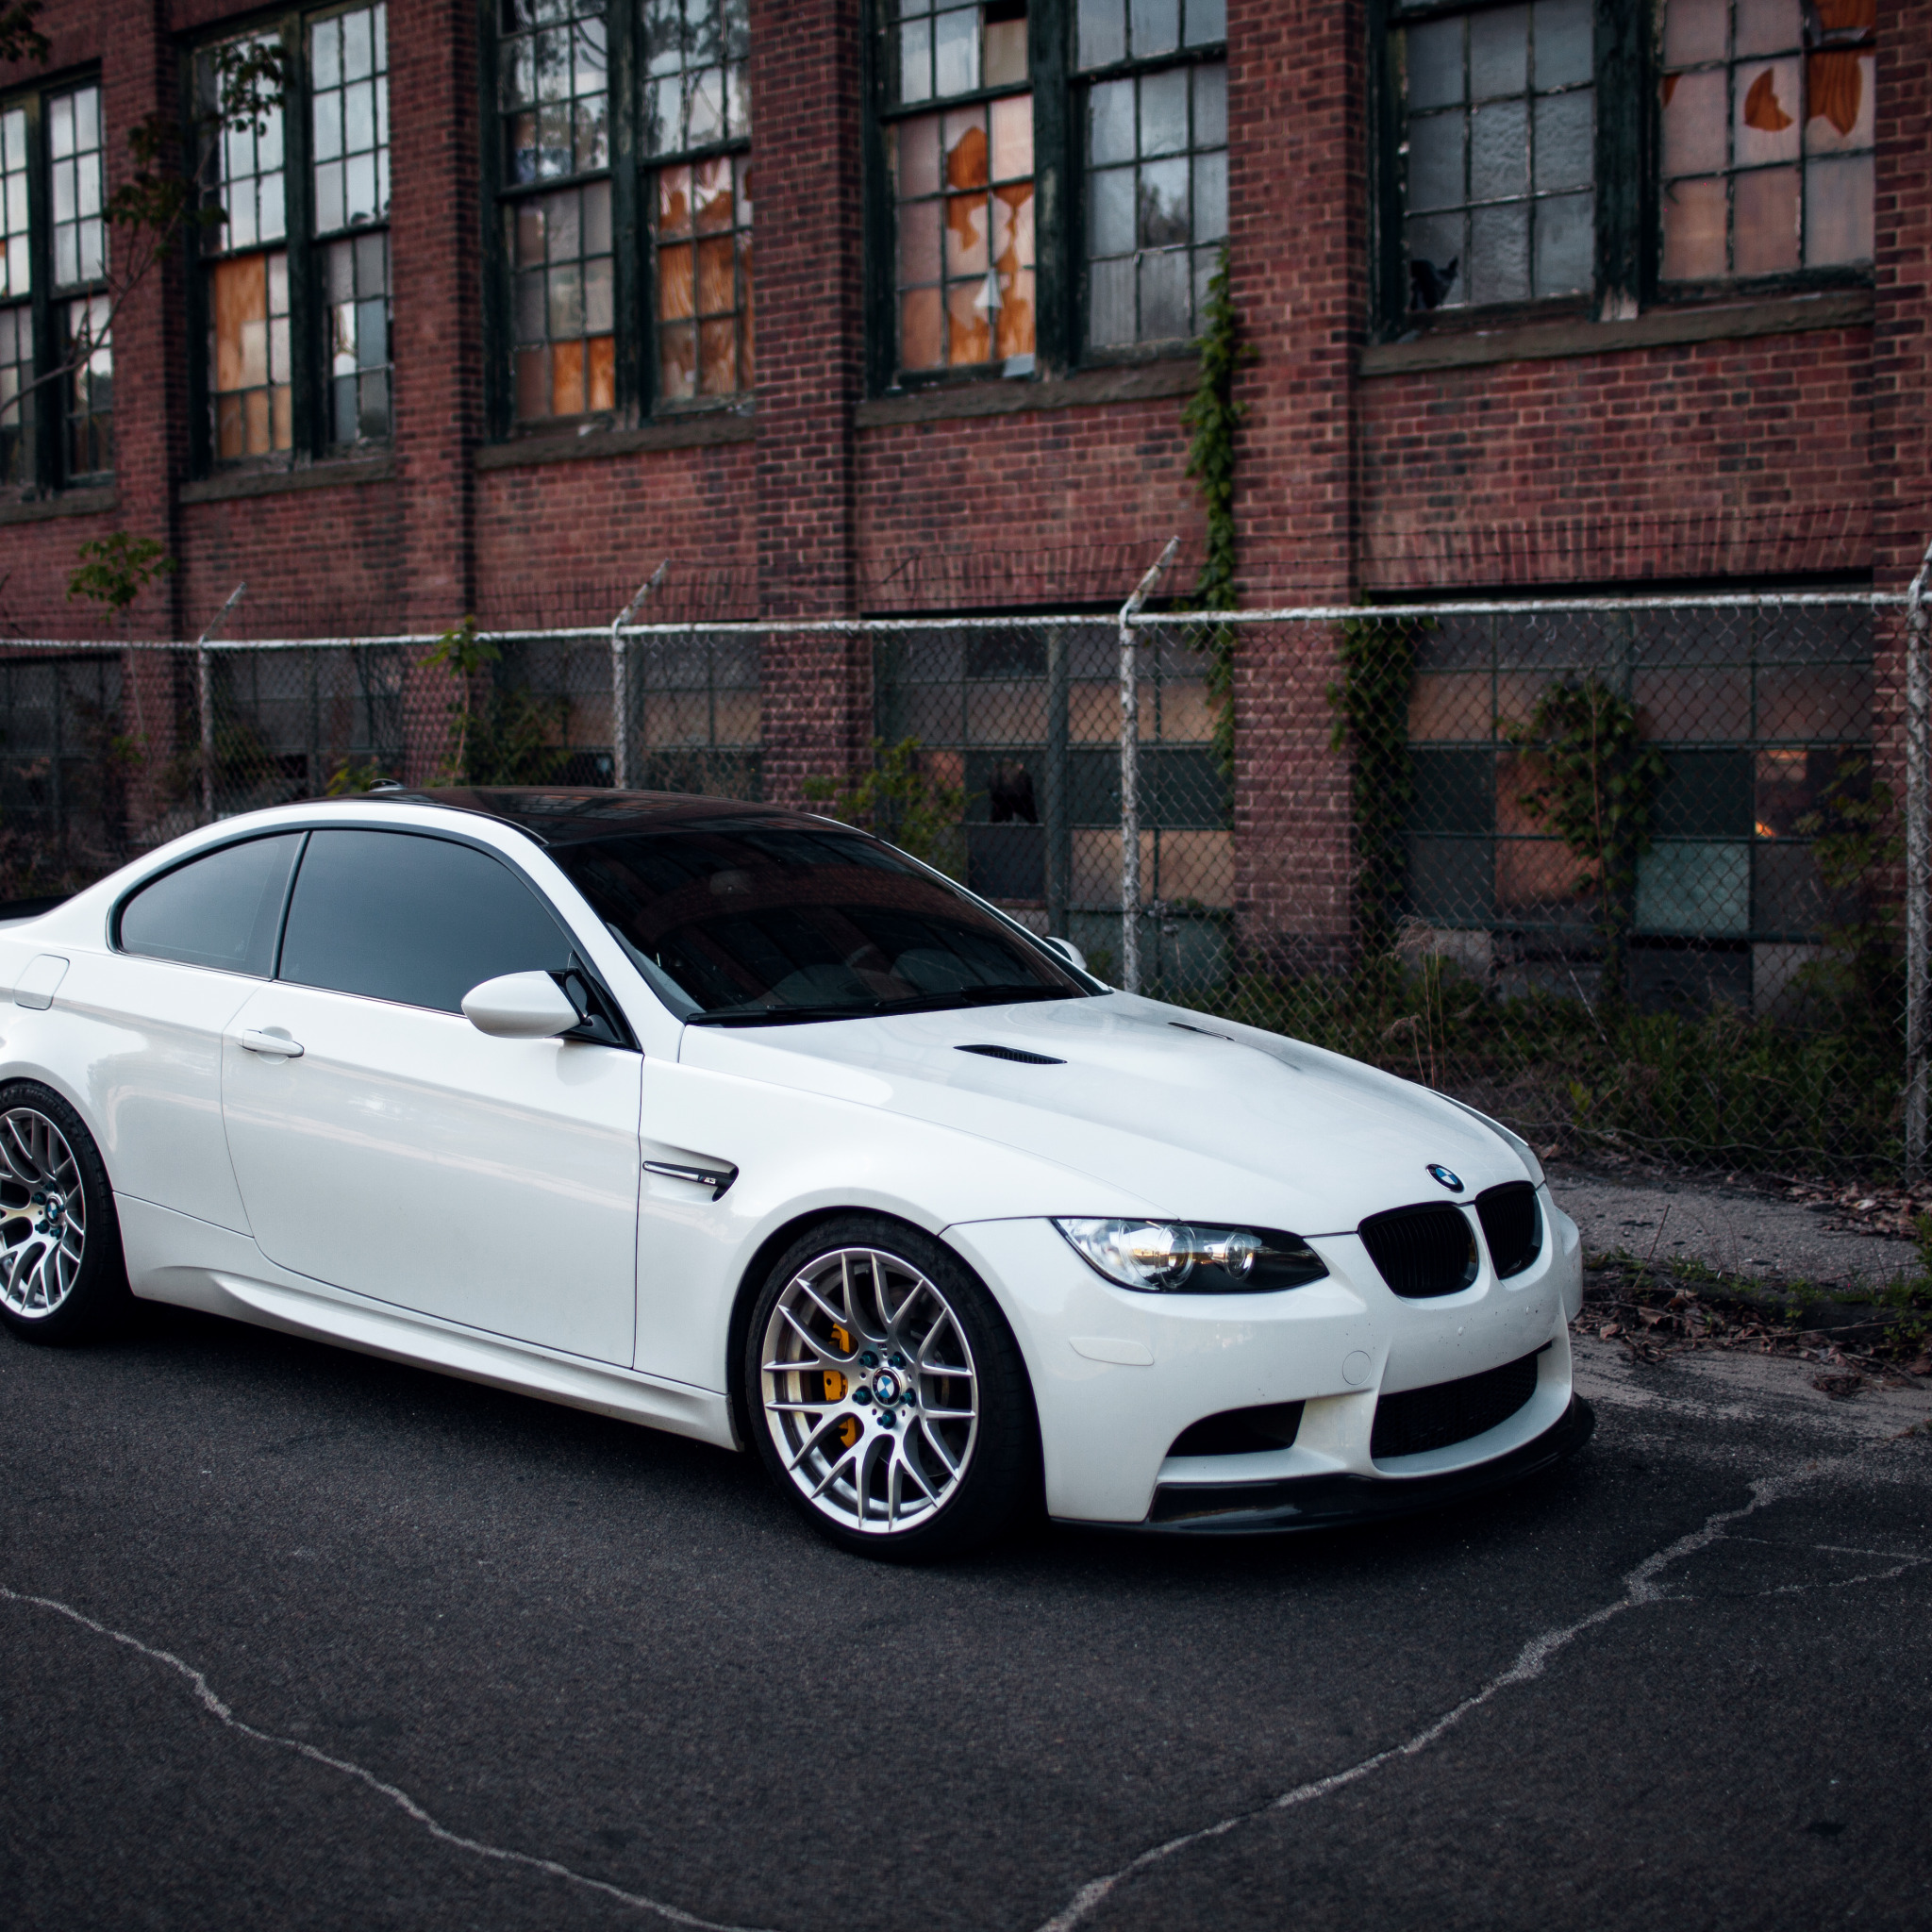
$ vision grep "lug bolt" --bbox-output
[854,1388,872,1404]
[858,1350,878,1369]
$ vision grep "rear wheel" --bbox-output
[745,1217,1034,1560]
[0,1082,128,1343]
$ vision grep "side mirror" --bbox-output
[1043,935,1089,974]
[462,971,581,1040]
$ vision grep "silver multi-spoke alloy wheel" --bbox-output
[759,1246,979,1536]
[0,1107,88,1321]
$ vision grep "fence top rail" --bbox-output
[0,591,1907,657]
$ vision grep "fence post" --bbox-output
[1045,623,1070,940]
[610,561,669,789]
[1119,538,1179,993]
[1906,538,1932,1182]
[195,584,247,824]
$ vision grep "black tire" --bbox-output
[0,1080,130,1344]
[744,1215,1037,1561]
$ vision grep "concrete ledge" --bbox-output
[179,457,395,504]
[855,358,1197,428]
[0,487,118,525]
[475,410,756,470]
[1360,289,1874,376]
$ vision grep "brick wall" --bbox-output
[1,0,1920,974]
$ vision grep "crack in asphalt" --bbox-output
[1030,1443,1925,1932]
[2,1441,1925,1932]
[0,1581,777,1932]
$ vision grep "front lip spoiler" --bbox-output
[1114,1393,1595,1536]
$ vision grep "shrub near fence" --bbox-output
[0,577,1922,1182]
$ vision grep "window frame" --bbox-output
[183,5,395,477]
[1369,0,1872,344]
[477,0,757,441]
[0,66,110,495]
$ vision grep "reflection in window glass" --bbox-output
[310,4,391,234]
[1658,0,1874,281]
[48,85,106,291]
[509,179,614,421]
[1,108,30,486]
[1399,0,1595,312]
[642,0,750,151]
[63,297,111,477]
[280,830,573,1014]
[325,230,391,446]
[0,106,26,302]
[499,0,608,186]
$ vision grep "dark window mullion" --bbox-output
[281,16,325,460]
[23,92,59,489]
[608,0,641,422]
[478,0,511,440]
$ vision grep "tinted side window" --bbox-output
[118,834,304,976]
[279,830,572,1013]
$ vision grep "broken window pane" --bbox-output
[892,92,1035,371]
[652,154,751,403]
[208,249,293,459]
[508,179,615,420]
[502,0,606,183]
[63,295,111,477]
[49,84,107,291]
[1657,0,1874,281]
[325,230,391,445]
[1398,0,1595,313]
[0,298,31,486]
[643,0,748,151]
[1084,57,1227,346]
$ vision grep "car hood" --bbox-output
[675,992,1531,1234]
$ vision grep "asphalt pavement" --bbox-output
[3,1304,1929,1932]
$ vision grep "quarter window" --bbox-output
[118,834,305,977]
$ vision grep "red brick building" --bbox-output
[0,0,1925,974]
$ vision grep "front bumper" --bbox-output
[1136,1392,1594,1534]
[944,1189,1585,1525]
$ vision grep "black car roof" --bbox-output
[350,787,811,848]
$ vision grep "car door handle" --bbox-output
[237,1029,305,1058]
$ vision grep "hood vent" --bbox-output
[956,1043,1065,1065]
[1358,1203,1479,1297]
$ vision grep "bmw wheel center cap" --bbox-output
[873,1368,904,1406]
[1427,1163,1464,1192]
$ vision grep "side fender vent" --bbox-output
[956,1043,1065,1064]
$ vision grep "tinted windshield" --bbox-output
[551,819,1091,1023]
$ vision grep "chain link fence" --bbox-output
[0,563,1924,1182]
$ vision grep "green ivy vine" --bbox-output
[1182,244,1248,791]
[1506,675,1666,1000]
[1326,614,1422,955]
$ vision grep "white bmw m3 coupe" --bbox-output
[0,788,1591,1557]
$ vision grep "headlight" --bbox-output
[1054,1219,1328,1293]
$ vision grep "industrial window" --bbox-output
[1375,0,1875,337]
[194,8,391,472]
[487,0,753,434]
[881,1,1036,376]
[1073,0,1226,349]
[644,0,752,404]
[0,81,111,491]
[1657,0,1874,283]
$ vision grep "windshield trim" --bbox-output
[682,985,1084,1028]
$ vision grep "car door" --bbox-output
[92,830,306,1231]
[221,826,642,1365]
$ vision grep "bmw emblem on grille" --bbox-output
[1427,1163,1464,1191]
